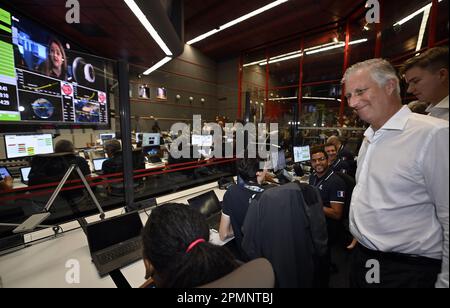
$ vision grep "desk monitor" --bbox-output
[142,133,160,147]
[0,166,12,180]
[145,146,159,157]
[293,146,311,163]
[93,158,108,172]
[20,167,31,184]
[135,133,143,143]
[99,133,115,145]
[192,135,213,147]
[4,134,54,159]
[187,190,222,219]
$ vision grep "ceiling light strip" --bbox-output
[143,56,173,75]
[393,0,443,27]
[187,0,289,45]
[124,0,173,56]
[415,6,431,51]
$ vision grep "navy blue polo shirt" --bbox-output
[309,168,346,208]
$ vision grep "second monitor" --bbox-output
[142,133,160,147]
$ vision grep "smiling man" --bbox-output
[402,47,449,121]
[343,58,449,288]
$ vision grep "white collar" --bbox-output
[364,105,411,139]
[426,95,449,112]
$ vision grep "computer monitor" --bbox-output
[99,133,115,145]
[4,134,54,159]
[20,167,31,184]
[142,133,160,147]
[93,158,108,172]
[293,146,311,163]
[192,135,213,147]
[0,166,12,180]
[135,133,143,143]
[145,146,159,157]
[272,150,286,172]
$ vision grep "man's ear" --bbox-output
[438,68,449,83]
[385,78,397,96]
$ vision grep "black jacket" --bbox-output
[241,182,327,288]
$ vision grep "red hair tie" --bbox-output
[186,238,206,253]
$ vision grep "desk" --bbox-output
[0,181,229,288]
[12,178,27,190]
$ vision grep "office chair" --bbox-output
[199,258,275,288]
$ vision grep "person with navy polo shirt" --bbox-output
[309,146,346,245]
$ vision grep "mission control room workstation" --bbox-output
[0,133,313,288]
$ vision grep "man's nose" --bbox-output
[407,83,414,94]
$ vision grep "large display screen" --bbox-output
[0,7,109,126]
[4,134,54,159]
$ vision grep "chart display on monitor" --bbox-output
[142,133,160,147]
[4,134,54,159]
[293,146,311,163]
[0,6,109,127]
[192,135,213,147]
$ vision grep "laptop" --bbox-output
[20,167,31,185]
[85,211,144,277]
[93,158,108,173]
[187,190,222,230]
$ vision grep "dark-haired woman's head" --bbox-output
[142,203,238,288]
[236,153,266,185]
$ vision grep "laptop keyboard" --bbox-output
[96,238,142,265]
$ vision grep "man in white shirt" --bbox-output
[402,47,449,121]
[343,58,449,288]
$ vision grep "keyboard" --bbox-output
[95,238,142,265]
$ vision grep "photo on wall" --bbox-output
[138,84,150,99]
[156,87,167,100]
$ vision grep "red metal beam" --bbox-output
[298,38,305,119]
[428,0,438,47]
[237,54,243,119]
[374,0,383,57]
[339,20,351,126]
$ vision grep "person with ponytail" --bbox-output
[141,203,239,288]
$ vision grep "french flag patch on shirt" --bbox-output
[337,191,345,198]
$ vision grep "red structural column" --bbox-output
[237,54,243,119]
[265,50,270,120]
[428,0,438,47]
[298,38,305,120]
[339,20,351,126]
[374,0,383,58]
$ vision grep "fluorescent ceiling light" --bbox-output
[143,56,172,75]
[269,96,341,102]
[416,6,431,51]
[245,42,348,67]
[306,38,367,55]
[124,0,173,56]
[187,0,289,45]
[393,0,442,27]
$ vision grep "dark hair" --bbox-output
[142,203,238,288]
[237,154,261,183]
[310,146,328,159]
[400,47,449,75]
[104,139,121,156]
[54,139,75,153]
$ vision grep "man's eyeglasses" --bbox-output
[345,87,369,100]
[311,157,327,163]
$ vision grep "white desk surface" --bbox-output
[0,181,229,288]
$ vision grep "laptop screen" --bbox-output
[187,191,221,218]
[93,158,108,172]
[20,167,31,182]
[86,212,143,253]
[0,167,11,180]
